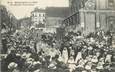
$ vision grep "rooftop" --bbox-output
[31,7,45,13]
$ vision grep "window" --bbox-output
[32,13,34,17]
[34,13,37,17]
[43,14,45,17]
[43,19,46,22]
[108,0,114,9]
[39,14,41,17]
[108,16,115,31]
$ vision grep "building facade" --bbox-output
[80,0,115,35]
[31,7,46,28]
[63,0,115,35]
[63,0,87,33]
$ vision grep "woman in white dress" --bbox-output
[67,56,76,72]
[62,47,68,64]
[105,53,112,64]
[75,51,82,63]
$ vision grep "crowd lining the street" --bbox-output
[1,29,115,72]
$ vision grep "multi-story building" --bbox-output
[63,0,87,33]
[31,7,46,28]
[31,7,70,34]
[63,0,115,35]
[80,0,115,35]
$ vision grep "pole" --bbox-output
[0,5,3,72]
[0,5,2,54]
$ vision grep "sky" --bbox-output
[1,0,69,19]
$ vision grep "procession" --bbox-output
[1,28,115,72]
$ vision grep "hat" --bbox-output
[34,69,40,72]
[8,62,18,69]
[48,63,56,69]
[82,70,87,72]
[33,61,41,65]
[26,58,34,62]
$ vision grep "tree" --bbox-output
[0,5,18,53]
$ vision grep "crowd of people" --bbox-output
[1,29,115,72]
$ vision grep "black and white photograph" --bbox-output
[0,0,115,72]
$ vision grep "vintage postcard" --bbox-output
[0,0,115,72]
